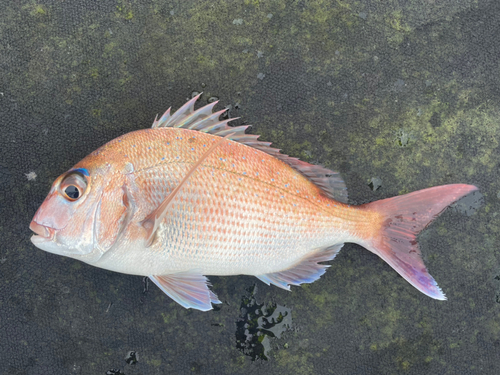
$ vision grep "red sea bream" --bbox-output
[30,95,478,311]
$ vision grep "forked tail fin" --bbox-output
[361,184,478,300]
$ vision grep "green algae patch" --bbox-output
[116,0,134,20]
[350,100,500,194]
[275,350,315,375]
[147,357,162,367]
[384,10,413,47]
[161,311,177,325]
[356,298,404,349]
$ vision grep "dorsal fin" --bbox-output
[151,94,348,203]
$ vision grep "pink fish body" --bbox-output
[30,95,477,311]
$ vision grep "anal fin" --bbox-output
[256,244,343,290]
[150,270,221,311]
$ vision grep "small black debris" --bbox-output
[125,351,139,365]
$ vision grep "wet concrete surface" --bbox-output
[1,1,500,374]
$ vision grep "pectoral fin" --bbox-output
[141,133,234,247]
[149,270,221,311]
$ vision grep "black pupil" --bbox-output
[65,185,80,199]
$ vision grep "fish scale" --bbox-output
[93,128,356,276]
[30,95,478,311]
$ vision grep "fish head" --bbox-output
[30,166,109,263]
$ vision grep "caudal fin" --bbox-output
[361,184,478,300]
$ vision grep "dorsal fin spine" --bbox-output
[174,101,218,128]
[187,107,224,130]
[164,94,201,127]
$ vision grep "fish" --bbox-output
[30,95,478,311]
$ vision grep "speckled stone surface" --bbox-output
[1,1,499,374]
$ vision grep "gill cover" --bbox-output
[91,170,135,254]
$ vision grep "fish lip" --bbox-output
[30,234,51,245]
[29,220,55,242]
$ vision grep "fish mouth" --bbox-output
[29,220,56,243]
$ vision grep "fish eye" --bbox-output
[59,171,88,202]
[64,185,81,199]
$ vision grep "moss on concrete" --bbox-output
[2,0,500,374]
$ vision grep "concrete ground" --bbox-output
[1,0,499,374]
